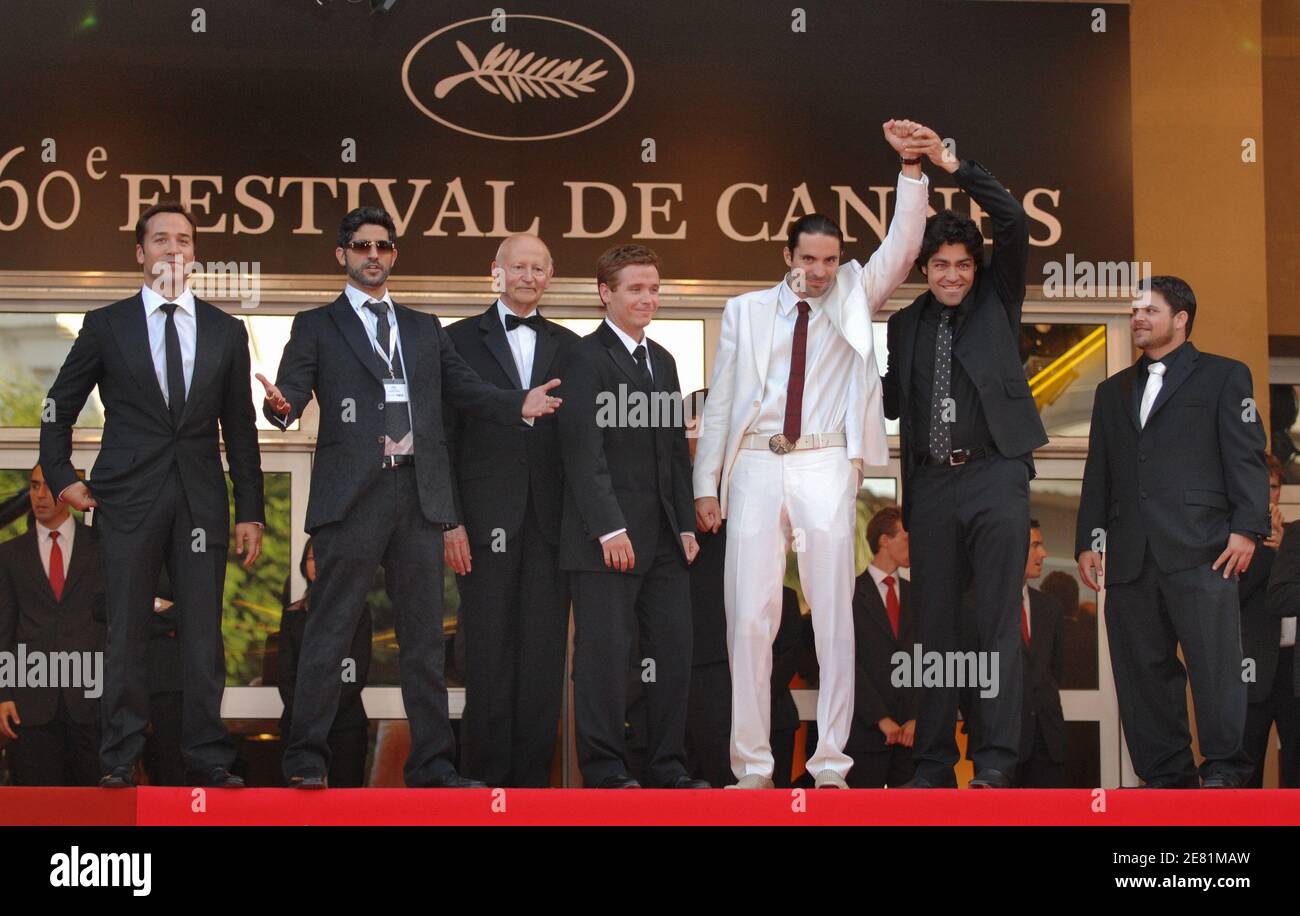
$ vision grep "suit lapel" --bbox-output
[328,294,387,383]
[863,576,899,642]
[749,283,782,386]
[597,321,647,391]
[393,302,421,387]
[60,521,92,600]
[21,529,58,605]
[180,299,223,425]
[898,299,922,413]
[478,304,523,388]
[1118,363,1141,432]
[105,294,171,422]
[1143,343,1200,429]
[530,318,561,388]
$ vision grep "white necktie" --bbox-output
[1139,361,1167,427]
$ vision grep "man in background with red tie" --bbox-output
[0,464,106,785]
[845,506,918,787]
[693,121,931,789]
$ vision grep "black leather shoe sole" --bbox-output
[290,774,328,790]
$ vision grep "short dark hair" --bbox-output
[596,244,662,290]
[1141,275,1197,338]
[867,505,904,554]
[1030,518,1041,531]
[916,209,984,274]
[337,207,397,249]
[786,214,843,254]
[135,202,197,247]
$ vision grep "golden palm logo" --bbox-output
[434,41,608,103]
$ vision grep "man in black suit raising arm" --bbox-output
[1076,276,1268,788]
[558,244,707,789]
[443,233,578,787]
[258,208,562,789]
[40,202,265,788]
[882,133,1049,789]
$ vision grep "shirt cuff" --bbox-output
[898,171,930,187]
[680,531,696,540]
[599,528,628,544]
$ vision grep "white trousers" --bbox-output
[724,445,857,779]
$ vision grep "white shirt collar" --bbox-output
[345,283,392,312]
[1022,583,1031,609]
[778,275,827,317]
[867,563,898,588]
[497,298,539,329]
[140,284,195,316]
[37,515,75,547]
[603,316,646,355]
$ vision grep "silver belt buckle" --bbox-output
[768,433,796,455]
[948,448,970,466]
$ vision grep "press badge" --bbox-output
[384,380,410,403]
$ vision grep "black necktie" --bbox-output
[505,313,544,332]
[363,300,412,447]
[160,302,186,425]
[633,344,654,389]
[929,310,954,460]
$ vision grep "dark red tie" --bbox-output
[48,531,65,601]
[883,575,900,640]
[1021,598,1031,647]
[782,300,812,443]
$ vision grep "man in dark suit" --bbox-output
[39,202,265,788]
[558,244,706,789]
[258,207,561,789]
[846,506,918,787]
[882,135,1048,789]
[1076,275,1268,788]
[0,465,105,785]
[443,234,578,787]
[1247,459,1299,787]
[1016,521,1067,787]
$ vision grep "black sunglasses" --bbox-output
[346,239,397,253]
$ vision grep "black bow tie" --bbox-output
[505,313,544,332]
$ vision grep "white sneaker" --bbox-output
[726,774,776,789]
[814,770,849,789]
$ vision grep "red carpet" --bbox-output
[2,787,1298,826]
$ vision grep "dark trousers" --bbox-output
[908,455,1028,781]
[1105,547,1252,784]
[1244,646,1300,788]
[847,745,916,788]
[98,468,232,775]
[458,495,568,787]
[571,519,692,787]
[143,690,186,786]
[1016,723,1065,787]
[325,725,370,788]
[283,465,455,786]
[686,661,733,787]
[8,695,99,786]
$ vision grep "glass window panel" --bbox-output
[226,471,292,686]
[553,318,705,394]
[1029,478,1098,690]
[1269,383,1300,484]
[1023,323,1107,437]
[0,313,103,427]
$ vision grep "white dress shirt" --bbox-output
[1021,583,1033,640]
[36,515,75,580]
[866,562,908,609]
[597,318,692,545]
[344,283,416,455]
[140,283,197,405]
[747,278,858,441]
[498,299,539,385]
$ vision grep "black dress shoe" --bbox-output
[414,773,487,789]
[1201,772,1243,789]
[99,767,135,789]
[968,768,1012,788]
[203,767,245,788]
[289,774,328,790]
[663,775,711,789]
[592,774,641,789]
[898,774,957,789]
[1139,774,1200,789]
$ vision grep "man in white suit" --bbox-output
[694,120,931,788]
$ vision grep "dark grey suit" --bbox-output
[267,292,525,785]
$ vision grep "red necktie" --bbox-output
[883,575,900,640]
[1021,598,1031,648]
[48,530,65,601]
[782,301,811,443]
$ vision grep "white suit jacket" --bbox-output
[693,171,929,516]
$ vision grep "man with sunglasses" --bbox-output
[258,207,563,789]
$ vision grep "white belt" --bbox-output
[740,431,847,452]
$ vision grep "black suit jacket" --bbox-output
[1267,520,1300,699]
[1240,540,1279,703]
[266,293,526,533]
[882,160,1048,527]
[1023,586,1066,764]
[0,521,106,725]
[1074,343,1269,584]
[557,321,695,573]
[39,293,264,533]
[847,570,918,754]
[444,304,578,546]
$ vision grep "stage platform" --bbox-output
[3,787,1299,827]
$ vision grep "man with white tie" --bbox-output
[693,121,931,788]
[1076,276,1268,788]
